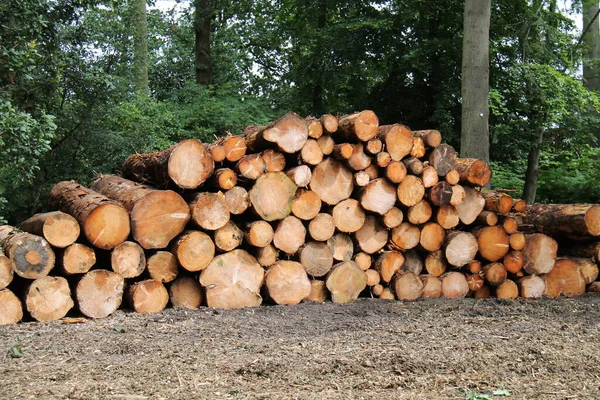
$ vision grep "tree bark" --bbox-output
[520,203,600,239]
[20,211,80,248]
[583,0,600,92]
[194,0,213,85]
[522,126,545,203]
[131,0,149,94]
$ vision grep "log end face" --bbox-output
[76,270,124,319]
[0,289,23,324]
[43,213,80,248]
[264,112,309,153]
[85,203,130,250]
[250,172,297,221]
[354,110,379,141]
[168,139,214,189]
[26,276,74,322]
[585,205,600,236]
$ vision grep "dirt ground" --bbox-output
[1,296,600,400]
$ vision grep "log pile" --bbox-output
[1,110,599,324]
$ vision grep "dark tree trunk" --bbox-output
[194,0,213,85]
[522,126,545,204]
[132,0,149,94]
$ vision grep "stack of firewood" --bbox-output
[0,110,599,324]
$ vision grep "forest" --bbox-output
[1,0,599,225]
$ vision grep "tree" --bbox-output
[583,0,600,91]
[460,0,491,162]
[132,0,149,94]
[194,0,213,85]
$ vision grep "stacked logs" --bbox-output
[1,110,599,325]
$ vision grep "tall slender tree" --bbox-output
[583,0,600,92]
[131,0,149,94]
[194,0,213,85]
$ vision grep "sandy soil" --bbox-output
[1,296,600,400]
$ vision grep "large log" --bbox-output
[444,231,478,267]
[337,110,379,142]
[392,271,423,301]
[455,186,485,225]
[310,158,354,205]
[475,226,510,262]
[440,272,469,299]
[420,222,446,252]
[413,129,442,148]
[482,262,507,286]
[326,261,367,303]
[320,114,339,134]
[249,172,297,221]
[264,261,311,305]
[199,249,265,309]
[454,158,492,187]
[189,192,230,231]
[543,258,586,298]
[0,226,55,279]
[111,241,146,279]
[332,199,365,233]
[306,117,324,139]
[171,231,215,272]
[522,233,558,275]
[169,275,204,309]
[0,289,23,324]
[128,279,169,313]
[91,175,190,249]
[428,144,456,176]
[244,112,309,153]
[20,211,80,248]
[377,124,413,161]
[273,216,306,255]
[354,215,388,254]
[262,149,286,172]
[482,191,513,214]
[25,276,73,322]
[122,139,214,189]
[0,248,13,290]
[521,204,600,239]
[76,269,124,318]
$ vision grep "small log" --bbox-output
[475,210,498,226]
[428,181,453,206]
[376,151,392,167]
[291,189,322,221]
[374,251,404,283]
[413,129,442,148]
[363,164,379,180]
[420,275,442,298]
[91,175,190,249]
[48,181,130,250]
[249,172,297,221]
[385,161,407,184]
[301,139,324,166]
[474,285,492,299]
[420,222,446,252]
[440,272,469,299]
[214,221,244,252]
[286,165,312,188]
[543,258,586,298]
[410,136,426,158]
[482,262,507,286]
[305,280,328,303]
[169,275,203,308]
[306,117,324,139]
[383,207,404,229]
[403,157,424,175]
[428,143,456,176]
[378,288,396,301]
[20,211,80,248]
[128,279,169,313]
[262,149,286,172]
[299,241,334,277]
[397,175,425,207]
[111,241,146,279]
[209,134,247,162]
[450,184,466,206]
[200,249,264,309]
[333,143,353,160]
[353,252,372,271]
[392,271,423,301]
[365,138,383,155]
[245,221,274,248]
[209,144,226,163]
[211,168,238,190]
[365,269,381,287]
[326,261,367,303]
[0,289,23,324]
[444,231,478,267]
[76,269,124,318]
[522,204,600,239]
[354,215,388,254]
[25,276,73,322]
[589,282,600,292]
[0,248,13,290]
[503,250,524,274]
[60,243,96,276]
[327,233,354,261]
[466,274,484,292]
[390,222,421,251]
[421,165,439,188]
[569,257,599,284]
[146,251,178,283]
[468,260,482,274]
[436,204,460,230]
[425,250,447,277]
[371,284,385,297]
[476,226,510,262]
[235,153,265,180]
[454,158,492,187]
[317,135,335,155]
[403,250,424,275]
[360,178,397,215]
[483,191,513,214]
[308,213,336,241]
[320,114,339,134]
[332,199,365,233]
[512,199,527,212]
[407,200,433,225]
[346,143,372,171]
[225,186,250,215]
[255,244,278,267]
[455,186,485,225]
[522,233,558,275]
[310,158,354,205]
[496,279,518,299]
[445,169,461,185]
[265,261,311,305]
[354,171,371,187]
[518,275,546,298]
[378,124,413,161]
[122,139,214,189]
[509,232,526,251]
[0,226,55,279]
[273,216,306,254]
[502,216,519,234]
[337,110,379,142]
[172,231,215,272]
[244,112,309,153]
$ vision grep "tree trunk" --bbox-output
[48,181,130,250]
[583,0,600,92]
[20,211,80,248]
[60,243,96,276]
[0,289,23,324]
[169,275,204,309]
[249,172,297,221]
[111,241,146,279]
[76,269,124,318]
[146,251,178,283]
[522,126,545,203]
[299,241,333,277]
[310,158,354,205]
[189,192,230,230]
[264,260,311,305]
[461,0,491,162]
[25,276,73,322]
[128,279,169,313]
[131,0,149,94]
[0,225,55,279]
[521,203,600,239]
[194,0,212,85]
[171,231,215,272]
[326,261,367,304]
[91,175,190,249]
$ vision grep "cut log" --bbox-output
[403,157,424,175]
[588,282,600,293]
[543,258,586,298]
[208,144,226,163]
[310,158,354,205]
[403,250,424,275]
[299,241,334,277]
[380,288,397,301]
[317,135,335,155]
[376,151,392,167]
[444,231,478,267]
[211,168,238,190]
[571,258,599,284]
[306,117,324,139]
[407,200,433,225]
[374,251,404,283]
[209,134,247,162]
[214,221,244,252]
[128,279,169,313]
[236,153,265,180]
[365,269,381,287]
[383,207,404,229]
[436,204,460,230]
[466,274,484,292]
[146,251,178,283]
[0,226,55,279]
[392,271,423,301]
[475,210,498,226]
[390,222,421,251]
[286,165,312,187]
[333,143,353,160]
[522,233,558,275]
[476,226,510,262]
[332,199,365,233]
[420,222,446,252]
[25,276,73,322]
[245,221,274,248]
[455,186,485,225]
[111,241,146,279]
[353,252,372,271]
[91,175,190,249]
[365,138,383,155]
[354,215,388,254]
[428,181,453,206]
[354,171,371,187]
[262,149,286,172]
[518,275,545,298]
[521,204,600,239]
[397,175,425,207]
[410,136,426,158]
[474,285,491,299]
[200,249,264,309]
[482,262,507,286]
[503,250,524,274]
[326,261,367,303]
[0,248,13,290]
[48,181,130,250]
[76,269,124,318]
[502,216,519,234]
[301,138,324,166]
[420,275,442,298]
[346,143,372,171]
[60,243,96,276]
[512,199,527,212]
[468,260,482,274]
[363,164,379,180]
[305,280,328,303]
[190,192,230,230]
[413,129,442,148]
[273,216,306,254]
[509,232,526,251]
[496,279,518,299]
[440,272,469,299]
[20,211,80,248]
[483,192,513,214]
[244,112,309,153]
[168,275,203,308]
[0,289,23,324]
[421,165,439,188]
[225,186,250,215]
[171,231,215,272]
[327,233,354,261]
[428,144,456,176]
[378,124,413,161]
[454,158,492,187]
[359,178,397,215]
[450,184,466,206]
[320,114,339,134]
[371,284,385,297]
[337,110,379,142]
[445,169,461,185]
[264,260,311,305]
[425,250,447,277]
[122,139,214,189]
[291,189,322,221]
[254,244,278,267]
[385,161,407,183]
[308,213,336,241]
